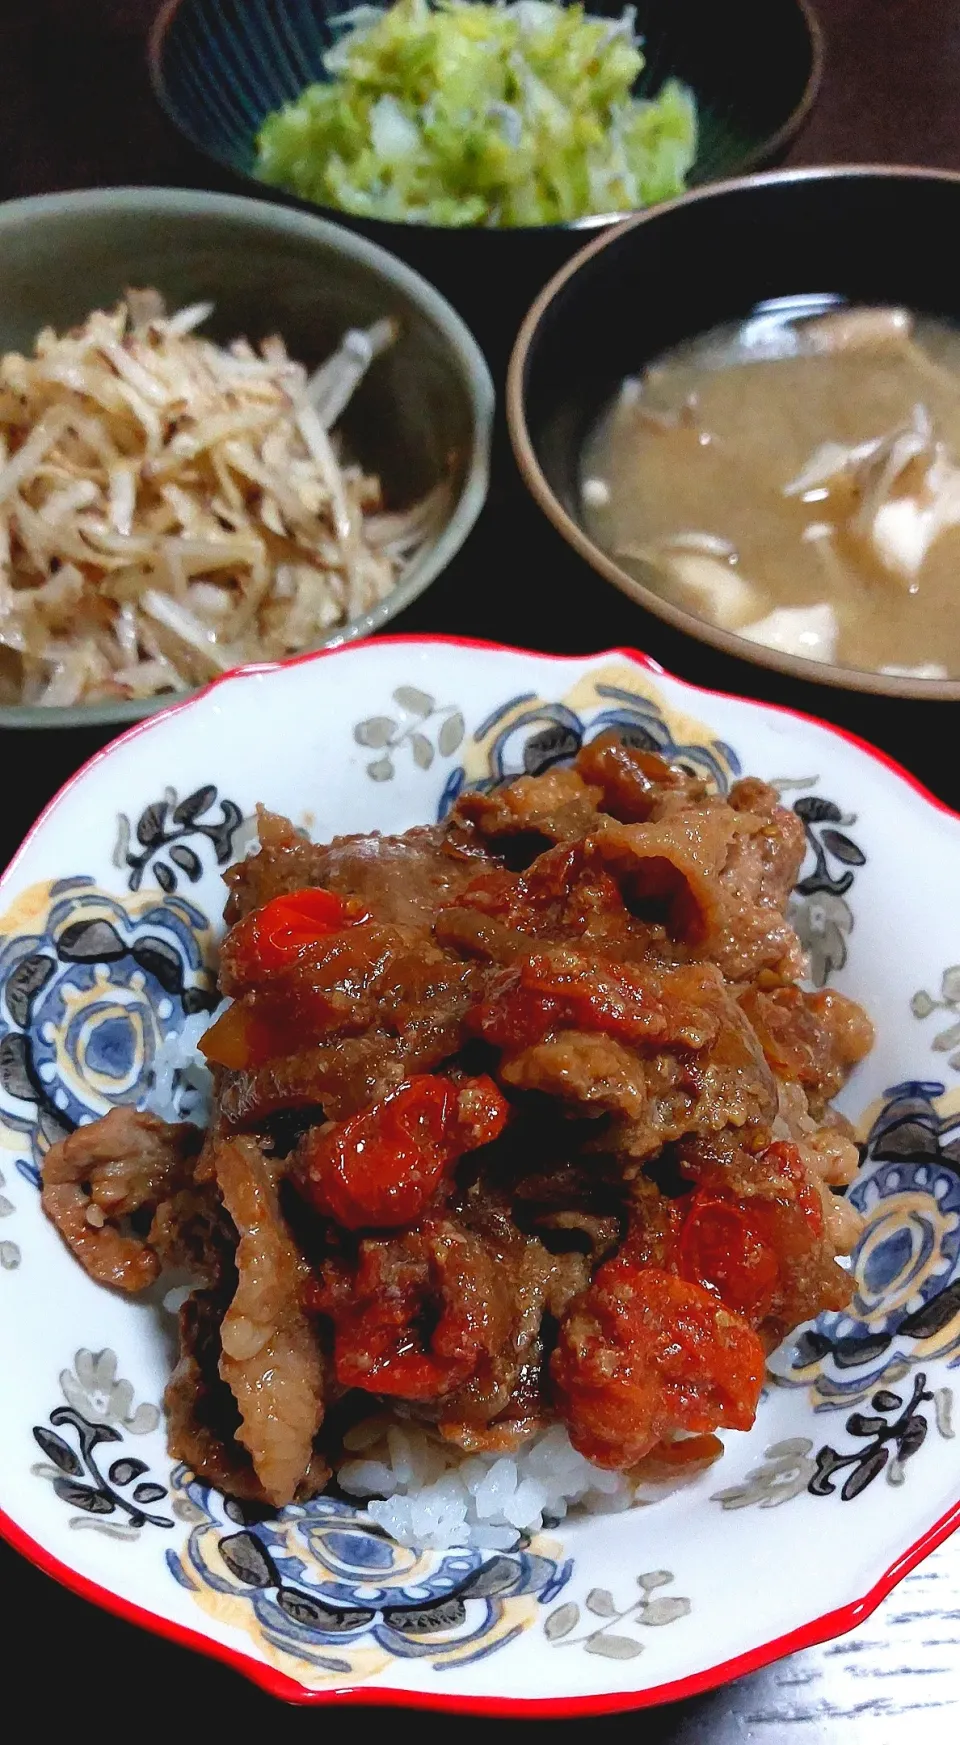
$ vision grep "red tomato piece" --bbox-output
[551,1262,765,1469]
[297,1074,509,1229]
[228,887,371,982]
[307,1218,504,1398]
[471,951,671,1051]
[676,1194,781,1321]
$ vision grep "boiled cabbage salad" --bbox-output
[254,0,698,228]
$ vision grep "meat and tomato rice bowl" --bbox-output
[41,733,874,1548]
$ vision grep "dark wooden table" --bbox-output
[2,2,959,1736]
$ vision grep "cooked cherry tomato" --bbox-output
[202,889,375,1068]
[296,1074,509,1229]
[307,1217,504,1398]
[676,1194,780,1321]
[228,887,371,982]
[551,1261,765,1469]
[471,951,671,1051]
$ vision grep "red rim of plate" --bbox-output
[2,631,959,1714]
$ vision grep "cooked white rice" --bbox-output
[147,1004,224,1126]
[144,1008,642,1548]
[338,1418,635,1550]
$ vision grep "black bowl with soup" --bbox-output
[507,167,960,700]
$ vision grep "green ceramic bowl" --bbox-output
[0,187,494,730]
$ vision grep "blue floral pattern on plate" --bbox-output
[0,877,217,1170]
[439,678,743,814]
[770,1080,960,1407]
[167,1468,570,1682]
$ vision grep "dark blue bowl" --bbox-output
[150,0,822,360]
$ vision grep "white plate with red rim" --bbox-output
[1,634,959,1715]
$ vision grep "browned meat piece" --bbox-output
[709,778,808,981]
[511,1163,623,1264]
[605,983,777,1158]
[590,801,806,983]
[434,1207,590,1439]
[165,1289,271,1503]
[312,1214,516,1404]
[727,777,807,909]
[312,828,484,927]
[214,1136,326,1506]
[474,951,723,1057]
[166,1288,329,1504]
[433,902,531,965]
[575,731,712,822]
[42,1108,201,1292]
[771,1082,863,1252]
[223,808,323,924]
[220,1030,453,1126]
[434,839,658,966]
[502,1031,649,1118]
[225,810,479,929]
[148,1179,235,1287]
[587,810,746,943]
[441,1353,547,1454]
[740,985,875,1104]
[495,963,771,1147]
[221,927,480,1064]
[439,1332,573,1450]
[453,766,602,852]
[774,1080,861,1184]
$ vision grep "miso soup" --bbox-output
[581,297,960,678]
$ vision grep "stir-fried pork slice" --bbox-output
[574,732,713,822]
[214,1136,326,1506]
[148,1176,236,1287]
[431,1204,589,1441]
[740,984,875,1105]
[219,1027,466,1127]
[225,809,481,928]
[711,778,808,981]
[501,1030,649,1118]
[165,1289,272,1502]
[590,809,806,981]
[42,1107,201,1291]
[433,838,656,965]
[452,766,603,854]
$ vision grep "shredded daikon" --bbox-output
[0,293,447,707]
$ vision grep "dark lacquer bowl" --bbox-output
[507,165,960,702]
[149,0,821,359]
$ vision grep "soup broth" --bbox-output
[581,299,960,677]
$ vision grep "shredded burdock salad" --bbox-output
[0,291,449,707]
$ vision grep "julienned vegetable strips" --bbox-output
[0,293,448,707]
[255,0,698,227]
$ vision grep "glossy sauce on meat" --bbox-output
[41,735,874,1503]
